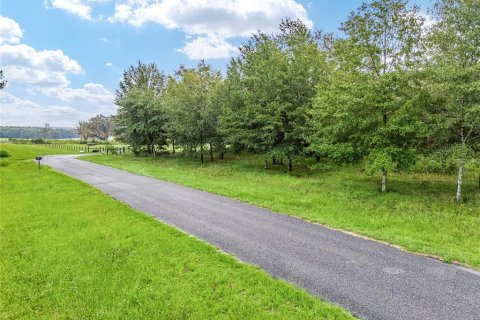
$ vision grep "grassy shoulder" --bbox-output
[83,153,480,269]
[0,145,353,319]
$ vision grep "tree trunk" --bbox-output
[455,158,464,202]
[209,143,214,161]
[288,158,292,172]
[219,149,224,160]
[381,168,388,192]
[272,156,276,165]
[315,155,320,163]
[381,110,388,192]
[264,159,268,169]
[279,159,284,165]
[172,140,175,154]
[200,133,204,164]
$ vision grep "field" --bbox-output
[82,153,480,269]
[0,144,353,319]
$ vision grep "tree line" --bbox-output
[113,0,479,201]
[0,126,78,140]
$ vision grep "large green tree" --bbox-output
[222,19,327,170]
[163,61,222,163]
[116,88,168,155]
[425,0,480,201]
[114,62,167,155]
[309,0,427,191]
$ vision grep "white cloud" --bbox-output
[177,35,238,60]
[109,0,311,36]
[0,17,116,126]
[40,83,115,107]
[0,88,117,127]
[0,16,23,45]
[0,44,81,73]
[0,91,88,127]
[2,66,72,87]
[105,62,113,67]
[0,44,82,87]
[109,3,132,23]
[44,0,312,59]
[45,0,94,21]
[108,0,312,59]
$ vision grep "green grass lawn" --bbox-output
[0,143,79,159]
[0,144,353,319]
[82,153,480,269]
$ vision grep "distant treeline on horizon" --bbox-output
[0,126,79,139]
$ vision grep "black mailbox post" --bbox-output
[35,156,42,169]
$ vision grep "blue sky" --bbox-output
[0,0,432,127]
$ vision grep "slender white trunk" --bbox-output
[455,158,464,202]
[381,169,388,192]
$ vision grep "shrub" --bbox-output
[0,150,11,158]
[31,139,45,144]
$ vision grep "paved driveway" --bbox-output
[43,155,480,320]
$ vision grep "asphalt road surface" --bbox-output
[43,155,480,320]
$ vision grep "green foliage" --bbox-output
[0,150,11,158]
[308,0,427,190]
[164,61,222,161]
[114,61,168,155]
[424,0,480,201]
[116,88,168,155]
[75,114,114,141]
[108,0,475,200]
[221,19,328,163]
[115,61,165,104]
[30,138,45,144]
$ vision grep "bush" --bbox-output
[0,160,8,167]
[0,150,11,158]
[31,139,45,144]
[412,155,458,174]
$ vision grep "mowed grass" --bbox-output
[1,143,79,159]
[83,153,480,269]
[0,144,353,319]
